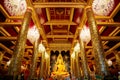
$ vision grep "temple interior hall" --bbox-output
[0,0,120,80]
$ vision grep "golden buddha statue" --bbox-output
[51,53,69,78]
[53,53,66,72]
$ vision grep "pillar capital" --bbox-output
[85,6,92,12]
[27,7,33,13]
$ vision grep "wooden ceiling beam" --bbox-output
[46,34,74,38]
[33,2,87,8]
[0,36,17,41]
[109,56,116,61]
[86,49,92,55]
[97,22,120,26]
[26,46,33,48]
[49,43,71,51]
[0,27,11,36]
[0,22,22,26]
[87,55,94,57]
[46,8,54,40]
[103,27,120,45]
[101,36,120,41]
[110,3,120,18]
[0,4,9,18]
[85,46,92,49]
[53,30,68,33]
[68,8,74,39]
[0,43,13,55]
[0,37,33,48]
[105,42,120,57]
[43,20,77,25]
[0,27,16,45]
[1,36,120,41]
[95,16,110,20]
[85,45,109,49]
[3,56,10,60]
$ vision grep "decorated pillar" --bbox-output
[8,8,32,79]
[72,58,75,77]
[74,58,78,79]
[45,57,48,77]
[75,51,81,80]
[29,39,39,79]
[86,7,108,76]
[71,57,75,76]
[79,40,89,79]
[44,49,49,78]
[47,50,50,76]
[39,51,45,79]
[71,54,75,79]
[48,58,50,77]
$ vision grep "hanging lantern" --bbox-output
[39,43,45,53]
[71,52,75,58]
[4,0,27,16]
[74,42,80,52]
[27,25,40,44]
[80,25,91,44]
[45,51,49,59]
[92,0,114,16]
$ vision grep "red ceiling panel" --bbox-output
[101,27,116,36]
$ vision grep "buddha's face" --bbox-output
[58,59,62,64]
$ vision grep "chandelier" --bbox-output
[92,0,114,16]
[4,0,27,16]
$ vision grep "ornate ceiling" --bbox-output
[0,0,120,69]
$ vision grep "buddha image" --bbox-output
[54,54,66,72]
[51,53,70,79]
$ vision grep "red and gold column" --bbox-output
[8,8,32,79]
[86,7,108,76]
[79,40,89,79]
[29,39,39,79]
